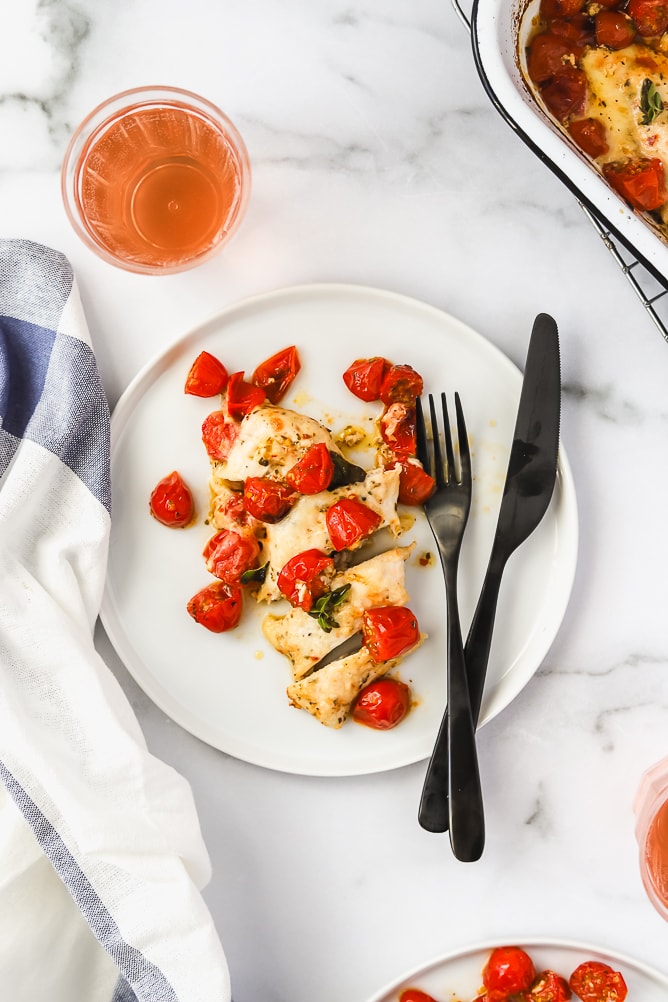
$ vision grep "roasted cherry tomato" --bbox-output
[380,402,417,454]
[549,15,596,48]
[277,548,335,610]
[527,32,577,84]
[483,947,536,996]
[362,606,420,662]
[594,10,636,47]
[243,477,296,523]
[187,581,243,633]
[149,471,194,527]
[398,991,439,1002]
[184,350,229,397]
[203,529,261,585]
[379,363,423,406]
[539,0,585,17]
[626,0,668,35]
[568,117,609,158]
[603,157,667,210]
[202,410,240,462]
[540,66,587,121]
[285,442,334,494]
[352,677,411,729]
[325,497,382,550]
[342,356,390,402]
[568,961,627,1002]
[226,371,266,419]
[531,970,572,1001]
[251,345,301,404]
[397,460,436,505]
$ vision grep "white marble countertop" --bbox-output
[4,1,668,1000]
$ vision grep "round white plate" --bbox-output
[364,939,668,1001]
[100,283,578,776]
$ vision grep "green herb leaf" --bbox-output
[641,78,664,125]
[307,584,351,632]
[240,562,269,585]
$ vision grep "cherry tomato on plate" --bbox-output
[184,350,228,397]
[149,471,194,528]
[396,460,436,506]
[243,477,296,523]
[285,442,334,494]
[352,676,411,729]
[362,605,420,662]
[380,402,417,455]
[568,961,627,1002]
[342,356,390,402]
[483,946,536,996]
[567,118,609,159]
[594,10,636,48]
[531,970,572,1001]
[379,363,423,406]
[398,990,439,1002]
[187,581,243,633]
[203,528,260,585]
[325,497,382,550]
[540,66,587,122]
[201,410,240,462]
[277,548,335,611]
[626,0,668,35]
[226,371,266,419]
[251,345,301,404]
[603,157,667,211]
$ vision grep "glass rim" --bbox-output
[61,85,251,276]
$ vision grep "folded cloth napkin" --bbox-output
[0,240,231,1002]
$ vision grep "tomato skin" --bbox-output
[379,363,423,406]
[380,402,417,454]
[531,970,572,1001]
[325,497,382,550]
[397,460,436,505]
[149,471,194,527]
[568,117,609,158]
[184,350,229,397]
[540,0,585,17]
[342,356,390,402]
[398,991,439,1002]
[540,66,587,121]
[226,371,266,419]
[568,962,627,1002]
[251,345,301,404]
[594,10,636,47]
[603,157,667,210]
[352,677,411,729]
[243,477,296,523]
[626,0,668,35]
[277,548,335,610]
[527,32,577,84]
[203,529,260,585]
[362,605,420,662]
[202,410,240,462]
[483,947,537,996]
[285,442,334,494]
[187,581,243,632]
[549,15,596,48]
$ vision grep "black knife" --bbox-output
[418,313,561,833]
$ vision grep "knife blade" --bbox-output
[418,312,561,833]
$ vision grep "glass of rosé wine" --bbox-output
[635,756,668,921]
[61,86,251,275]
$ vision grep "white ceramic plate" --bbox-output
[365,939,668,1001]
[100,283,578,776]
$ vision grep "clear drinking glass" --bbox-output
[61,86,251,275]
[634,756,668,921]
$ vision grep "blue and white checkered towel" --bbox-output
[0,240,231,1002]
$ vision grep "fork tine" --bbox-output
[428,394,446,490]
[441,393,456,484]
[454,392,470,486]
[415,396,430,475]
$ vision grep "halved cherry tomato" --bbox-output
[527,32,577,84]
[149,471,194,527]
[531,970,572,1001]
[362,605,420,662]
[203,529,261,585]
[399,990,439,1002]
[226,371,266,419]
[594,10,636,47]
[325,497,382,550]
[184,350,228,397]
[352,677,411,729]
[540,66,587,121]
[568,118,609,158]
[627,0,668,35]
[568,961,627,1002]
[397,460,436,505]
[342,356,390,402]
[380,402,417,454]
[243,477,296,523]
[540,0,585,17]
[603,157,667,210]
[483,947,536,996]
[285,442,334,494]
[251,345,301,404]
[202,411,240,462]
[277,548,335,610]
[379,363,423,405]
[187,581,243,632]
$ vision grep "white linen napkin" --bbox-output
[0,239,231,1002]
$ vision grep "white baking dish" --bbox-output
[469,0,668,291]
